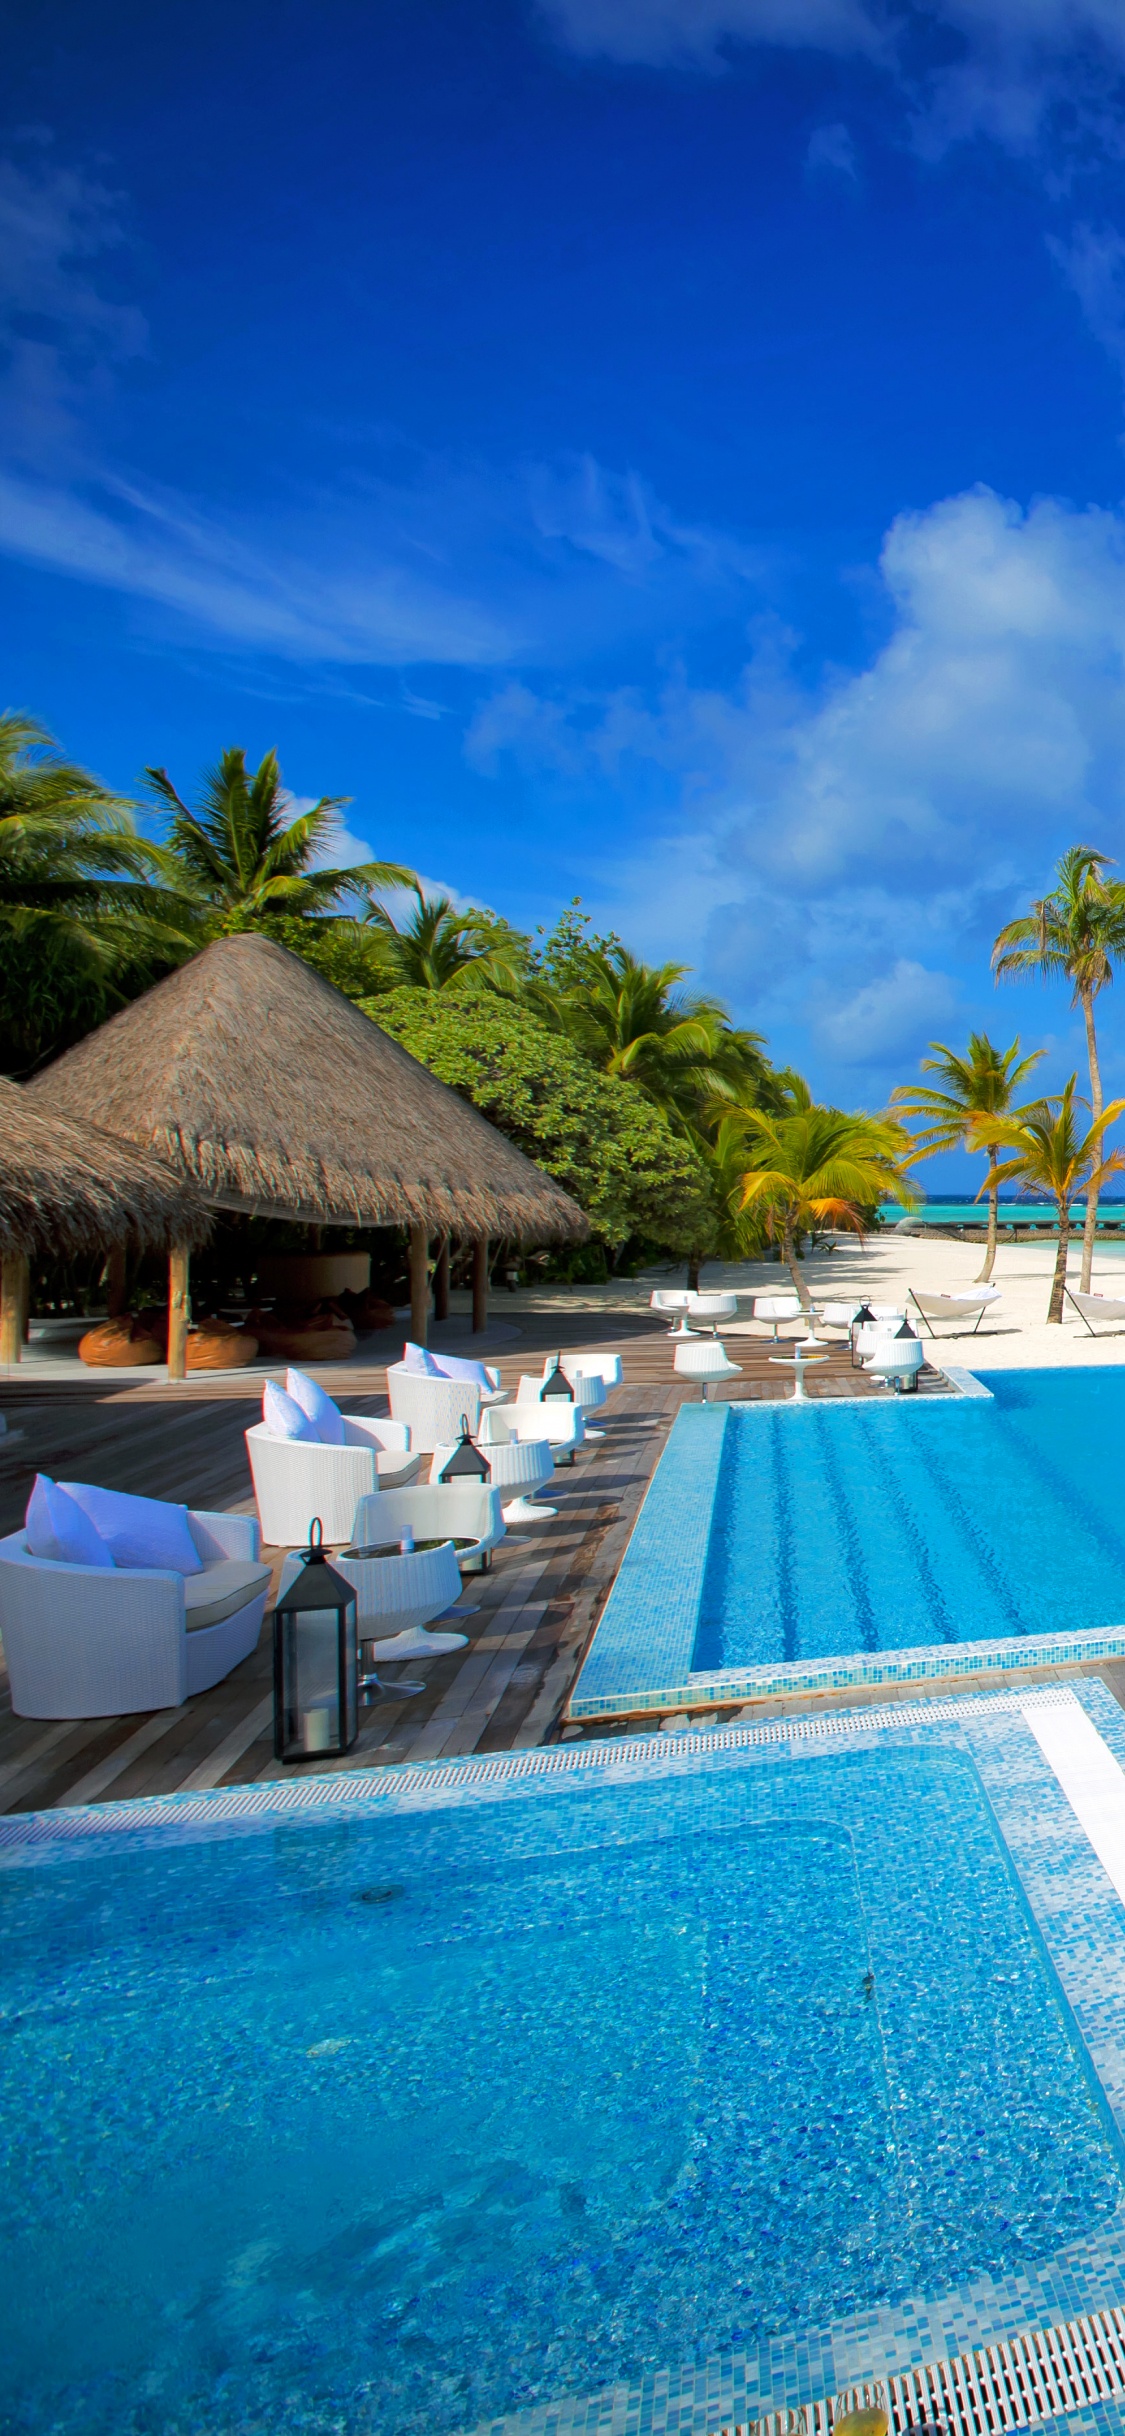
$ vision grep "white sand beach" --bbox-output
[692,1232,1125,1371]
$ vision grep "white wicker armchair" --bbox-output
[385,1364,504,1453]
[0,1508,268,1719]
[245,1415,418,1547]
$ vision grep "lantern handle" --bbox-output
[306,1515,326,1564]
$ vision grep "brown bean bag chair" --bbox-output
[186,1317,259,1371]
[247,1301,357,1363]
[337,1287,397,1335]
[79,1315,164,1368]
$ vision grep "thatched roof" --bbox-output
[0,1077,210,1262]
[29,935,589,1243]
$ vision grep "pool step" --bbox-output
[711,2304,1125,2435]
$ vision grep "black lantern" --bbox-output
[850,1303,875,1370]
[439,1414,492,1484]
[541,1353,575,1401]
[274,1518,359,1763]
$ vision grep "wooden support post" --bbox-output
[409,1223,430,1347]
[434,1236,450,1323]
[167,1242,191,1381]
[0,1251,28,1366]
[471,1236,490,1335]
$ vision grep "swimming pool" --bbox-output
[572,1371,1125,1717]
[3,1697,1125,2436]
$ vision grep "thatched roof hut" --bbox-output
[0,1078,209,1263]
[0,1078,209,1366]
[29,935,588,1367]
[29,934,588,1243]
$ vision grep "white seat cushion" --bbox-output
[182,1559,272,1631]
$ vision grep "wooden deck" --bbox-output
[3,1313,1115,1816]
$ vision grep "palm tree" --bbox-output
[0,711,186,1071]
[529,939,773,1128]
[716,1084,919,1308]
[148,748,414,930]
[977,1080,1125,1321]
[365,884,528,993]
[993,847,1125,1291]
[891,1033,1044,1282]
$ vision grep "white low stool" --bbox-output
[685,1292,739,1334]
[752,1295,802,1339]
[467,1407,558,1523]
[864,1327,925,1393]
[538,1359,608,1439]
[650,1290,696,1336]
[278,1535,466,1661]
[673,1340,743,1401]
[566,1353,623,1392]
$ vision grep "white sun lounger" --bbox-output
[908,1288,1001,1336]
[1064,1287,1125,1335]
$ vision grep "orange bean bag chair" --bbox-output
[337,1287,397,1335]
[247,1300,357,1363]
[79,1315,164,1368]
[186,1317,259,1371]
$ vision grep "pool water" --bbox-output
[1,1738,1122,2436]
[693,1370,1125,1673]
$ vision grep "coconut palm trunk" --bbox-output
[979,1174,1000,1283]
[1049,1202,1071,1323]
[782,1218,812,1309]
[1080,984,1102,1293]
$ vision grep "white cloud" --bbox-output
[0,134,763,673]
[0,464,521,666]
[540,0,1125,160]
[0,146,145,467]
[806,122,859,177]
[0,441,756,668]
[816,958,958,1063]
[469,483,1125,1093]
[1049,223,1125,373]
[538,0,885,68]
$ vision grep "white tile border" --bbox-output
[1020,1693,1125,1911]
[0,1682,1081,1851]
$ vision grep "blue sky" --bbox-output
[8,1,1125,1155]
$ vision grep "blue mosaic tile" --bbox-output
[7,1688,1125,2436]
[577,1405,730,1706]
[571,1379,1125,1718]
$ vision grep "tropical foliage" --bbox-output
[891,1032,1044,1282]
[976,1081,1125,1322]
[713,1080,918,1308]
[147,748,414,932]
[520,905,774,1131]
[993,847,1125,1290]
[0,713,188,1074]
[26,702,1125,1301]
[371,987,717,1267]
[364,884,528,994]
